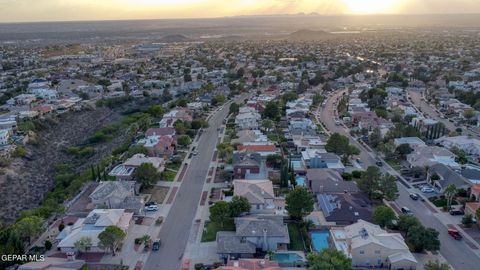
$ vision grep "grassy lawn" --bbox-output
[143,186,169,204]
[385,159,402,171]
[161,170,177,181]
[287,223,305,251]
[201,220,235,242]
[429,197,459,208]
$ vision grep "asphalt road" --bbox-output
[319,90,480,270]
[408,90,480,139]
[144,95,246,270]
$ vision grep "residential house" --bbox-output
[406,146,458,169]
[0,128,11,145]
[237,144,278,157]
[89,181,144,214]
[462,169,480,184]
[109,154,165,180]
[57,209,133,252]
[435,136,480,156]
[139,133,176,157]
[393,137,426,148]
[234,179,285,215]
[232,130,268,145]
[18,257,85,270]
[159,108,192,128]
[216,215,290,260]
[429,163,472,192]
[302,150,344,170]
[411,117,446,140]
[306,169,359,193]
[331,220,417,270]
[215,259,280,270]
[235,108,261,130]
[316,193,372,225]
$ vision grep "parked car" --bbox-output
[145,205,159,211]
[152,239,161,251]
[409,193,419,200]
[145,201,157,207]
[449,209,464,216]
[401,207,413,215]
[376,160,383,167]
[448,228,462,240]
[421,187,435,193]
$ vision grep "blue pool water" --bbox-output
[273,253,303,262]
[311,231,330,252]
[295,176,305,186]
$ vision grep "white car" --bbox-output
[421,187,435,193]
[145,205,159,211]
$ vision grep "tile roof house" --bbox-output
[306,169,359,193]
[435,136,480,156]
[89,181,144,214]
[235,110,261,130]
[237,144,278,157]
[215,259,280,270]
[317,193,372,225]
[234,180,285,215]
[139,134,176,157]
[406,146,458,169]
[302,150,344,170]
[429,163,472,192]
[145,127,176,137]
[216,215,289,260]
[159,108,192,128]
[331,219,417,270]
[57,209,132,253]
[109,154,165,180]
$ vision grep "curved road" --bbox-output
[318,89,480,270]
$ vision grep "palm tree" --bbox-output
[444,184,457,211]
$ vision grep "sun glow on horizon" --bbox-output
[343,0,400,14]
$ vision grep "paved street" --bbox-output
[408,89,480,138]
[144,95,246,270]
[319,90,480,270]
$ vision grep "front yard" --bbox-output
[201,220,235,242]
[161,162,182,181]
[144,186,169,204]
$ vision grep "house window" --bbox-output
[374,250,380,254]
[359,250,365,255]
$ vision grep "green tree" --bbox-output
[444,184,457,211]
[325,133,350,155]
[229,103,240,115]
[307,248,352,270]
[177,135,191,147]
[14,216,43,244]
[266,154,283,169]
[357,166,381,198]
[98,226,126,255]
[286,187,314,220]
[263,101,280,120]
[463,108,476,122]
[74,236,93,254]
[379,140,396,159]
[407,225,440,252]
[132,163,160,189]
[217,142,234,160]
[209,201,231,228]
[462,214,474,228]
[379,174,399,201]
[396,143,413,158]
[372,205,396,228]
[398,214,420,233]
[261,119,275,132]
[368,128,382,148]
[229,196,251,217]
[424,260,450,270]
[147,105,165,118]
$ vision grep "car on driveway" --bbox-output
[145,205,159,211]
[409,193,419,200]
[401,207,413,215]
[421,186,435,193]
[449,209,464,216]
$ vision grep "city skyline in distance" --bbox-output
[1,0,480,23]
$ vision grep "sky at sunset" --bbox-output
[1,0,479,23]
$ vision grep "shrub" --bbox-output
[58,223,65,232]
[352,170,362,179]
[44,240,52,251]
[194,263,204,270]
[134,238,142,245]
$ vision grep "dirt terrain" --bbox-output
[0,101,149,223]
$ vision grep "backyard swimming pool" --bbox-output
[272,252,304,263]
[291,160,302,170]
[295,175,305,186]
[311,231,330,252]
